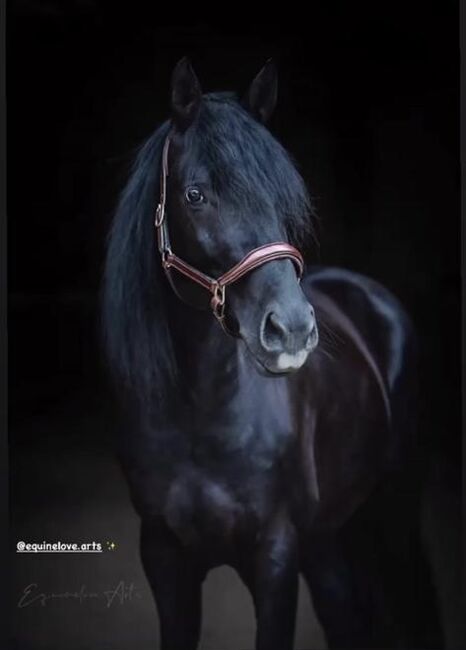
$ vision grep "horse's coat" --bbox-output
[102,59,442,650]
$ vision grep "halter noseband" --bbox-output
[154,134,304,333]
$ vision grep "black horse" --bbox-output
[102,59,442,650]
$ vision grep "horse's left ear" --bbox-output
[170,57,202,132]
[242,59,278,124]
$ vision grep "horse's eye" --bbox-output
[185,187,204,205]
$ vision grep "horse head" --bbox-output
[161,58,318,376]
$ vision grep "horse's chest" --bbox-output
[163,467,260,544]
[124,407,292,546]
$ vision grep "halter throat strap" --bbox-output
[154,135,305,330]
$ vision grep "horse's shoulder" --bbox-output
[296,267,417,527]
[302,266,416,394]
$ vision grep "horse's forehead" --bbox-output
[177,137,255,185]
[173,112,306,214]
[174,143,209,181]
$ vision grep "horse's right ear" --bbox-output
[170,57,202,132]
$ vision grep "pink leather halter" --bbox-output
[154,135,304,331]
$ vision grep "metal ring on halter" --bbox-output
[161,250,172,268]
[210,283,226,321]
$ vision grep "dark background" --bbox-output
[8,2,461,649]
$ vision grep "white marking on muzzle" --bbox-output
[276,349,309,371]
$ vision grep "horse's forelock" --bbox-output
[194,94,316,247]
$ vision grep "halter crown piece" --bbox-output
[154,134,305,334]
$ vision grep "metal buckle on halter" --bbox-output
[210,282,226,321]
[154,202,164,228]
[156,212,173,267]
[156,219,166,252]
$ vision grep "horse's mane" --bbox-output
[101,94,315,407]
[102,120,175,406]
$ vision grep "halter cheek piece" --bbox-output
[154,134,304,334]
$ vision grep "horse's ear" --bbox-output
[242,59,278,124]
[170,57,202,132]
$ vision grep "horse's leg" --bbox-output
[140,519,204,650]
[301,532,391,649]
[237,510,299,650]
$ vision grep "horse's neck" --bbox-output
[169,301,243,406]
[167,300,293,460]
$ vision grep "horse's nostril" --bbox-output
[261,311,288,352]
[268,312,288,336]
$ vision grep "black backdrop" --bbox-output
[8,5,460,465]
[7,3,461,649]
